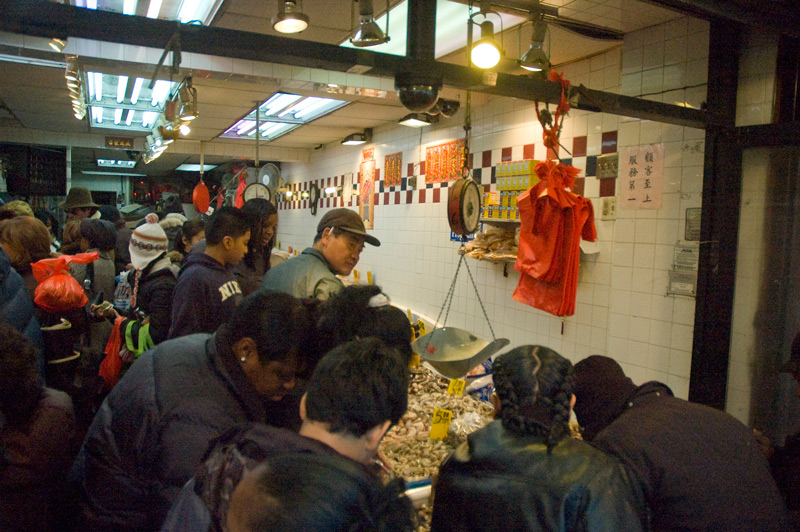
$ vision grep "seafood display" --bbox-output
[381,365,494,531]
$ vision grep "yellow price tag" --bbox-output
[447,378,466,396]
[353,269,359,281]
[429,408,452,440]
[418,320,426,336]
[367,271,373,285]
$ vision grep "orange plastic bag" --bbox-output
[32,252,99,313]
[99,315,125,391]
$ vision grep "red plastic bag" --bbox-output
[32,252,99,313]
[99,315,125,391]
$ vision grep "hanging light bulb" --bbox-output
[179,123,191,135]
[471,21,502,69]
[350,0,389,47]
[48,38,68,53]
[272,0,309,34]
[519,17,550,72]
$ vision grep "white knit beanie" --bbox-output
[129,213,168,269]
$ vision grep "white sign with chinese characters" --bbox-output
[620,143,664,209]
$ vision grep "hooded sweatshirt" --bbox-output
[167,252,242,339]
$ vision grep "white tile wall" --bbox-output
[274,17,715,401]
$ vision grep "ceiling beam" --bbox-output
[0,0,705,129]
[645,0,800,38]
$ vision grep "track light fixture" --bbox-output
[65,56,87,120]
[350,0,390,47]
[272,0,309,34]
[341,128,373,145]
[468,3,503,69]
[519,16,550,72]
[399,113,436,127]
[49,38,67,53]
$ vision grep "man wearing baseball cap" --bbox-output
[261,208,379,301]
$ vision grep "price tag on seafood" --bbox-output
[447,378,466,396]
[429,408,452,440]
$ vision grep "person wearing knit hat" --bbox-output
[122,213,178,346]
[573,355,792,532]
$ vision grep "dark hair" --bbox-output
[162,195,183,215]
[98,204,121,224]
[205,206,250,246]
[493,345,574,451]
[0,321,44,426]
[230,453,415,532]
[174,218,206,254]
[80,219,117,251]
[229,291,314,367]
[34,208,60,239]
[316,285,413,365]
[240,198,277,270]
[305,337,409,437]
[59,219,83,254]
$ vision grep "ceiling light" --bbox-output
[272,0,309,34]
[176,164,218,171]
[178,80,198,120]
[519,18,549,72]
[179,124,191,135]
[49,38,68,53]
[351,0,389,47]
[158,125,180,144]
[399,113,435,127]
[471,20,502,69]
[341,128,372,146]
[98,159,137,168]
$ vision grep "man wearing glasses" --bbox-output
[262,208,380,301]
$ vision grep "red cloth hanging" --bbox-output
[234,173,247,208]
[512,161,596,317]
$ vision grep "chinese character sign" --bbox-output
[425,139,465,184]
[620,143,664,209]
[384,152,402,187]
[359,158,375,229]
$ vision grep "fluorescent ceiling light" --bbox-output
[179,0,202,22]
[130,77,144,104]
[85,0,98,8]
[98,159,137,168]
[342,128,372,145]
[222,92,348,141]
[0,54,66,68]
[123,0,137,15]
[91,106,103,123]
[146,0,162,18]
[142,110,158,128]
[93,72,103,101]
[125,109,135,126]
[176,164,218,171]
[117,75,129,103]
[151,79,171,106]
[114,108,123,124]
[82,170,147,177]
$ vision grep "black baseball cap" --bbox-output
[316,208,380,247]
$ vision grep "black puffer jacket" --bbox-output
[129,257,178,345]
[589,382,792,532]
[0,247,44,374]
[431,420,647,532]
[71,325,271,532]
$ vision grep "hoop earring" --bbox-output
[240,357,246,362]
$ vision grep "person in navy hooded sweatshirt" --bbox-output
[168,207,249,339]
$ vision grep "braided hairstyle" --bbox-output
[493,345,575,451]
[227,452,416,532]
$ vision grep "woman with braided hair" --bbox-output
[431,345,648,532]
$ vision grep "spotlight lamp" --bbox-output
[468,4,504,69]
[272,0,309,34]
[49,38,68,53]
[341,128,373,145]
[64,55,87,120]
[350,0,390,48]
[398,113,436,127]
[519,17,550,72]
[178,77,198,121]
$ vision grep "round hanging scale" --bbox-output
[243,182,272,202]
[448,178,481,236]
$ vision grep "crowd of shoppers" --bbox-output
[0,185,796,532]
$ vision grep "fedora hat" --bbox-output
[60,187,100,211]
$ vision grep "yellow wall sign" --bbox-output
[447,378,466,396]
[429,408,452,440]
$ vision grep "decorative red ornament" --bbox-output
[193,179,210,213]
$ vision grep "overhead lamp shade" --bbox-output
[272,0,309,34]
[351,19,389,47]
[341,128,373,145]
[519,45,549,72]
[179,85,198,120]
[471,21,501,69]
[49,38,67,53]
[399,113,435,127]
[520,19,549,72]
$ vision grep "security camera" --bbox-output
[395,72,442,113]
[437,99,460,118]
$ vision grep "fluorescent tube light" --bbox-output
[117,75,128,103]
[146,0,162,18]
[130,77,144,104]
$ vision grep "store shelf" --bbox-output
[480,218,520,225]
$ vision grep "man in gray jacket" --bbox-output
[261,208,379,300]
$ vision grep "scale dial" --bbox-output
[243,183,272,203]
[448,178,482,235]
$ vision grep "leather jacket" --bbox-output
[431,420,647,532]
